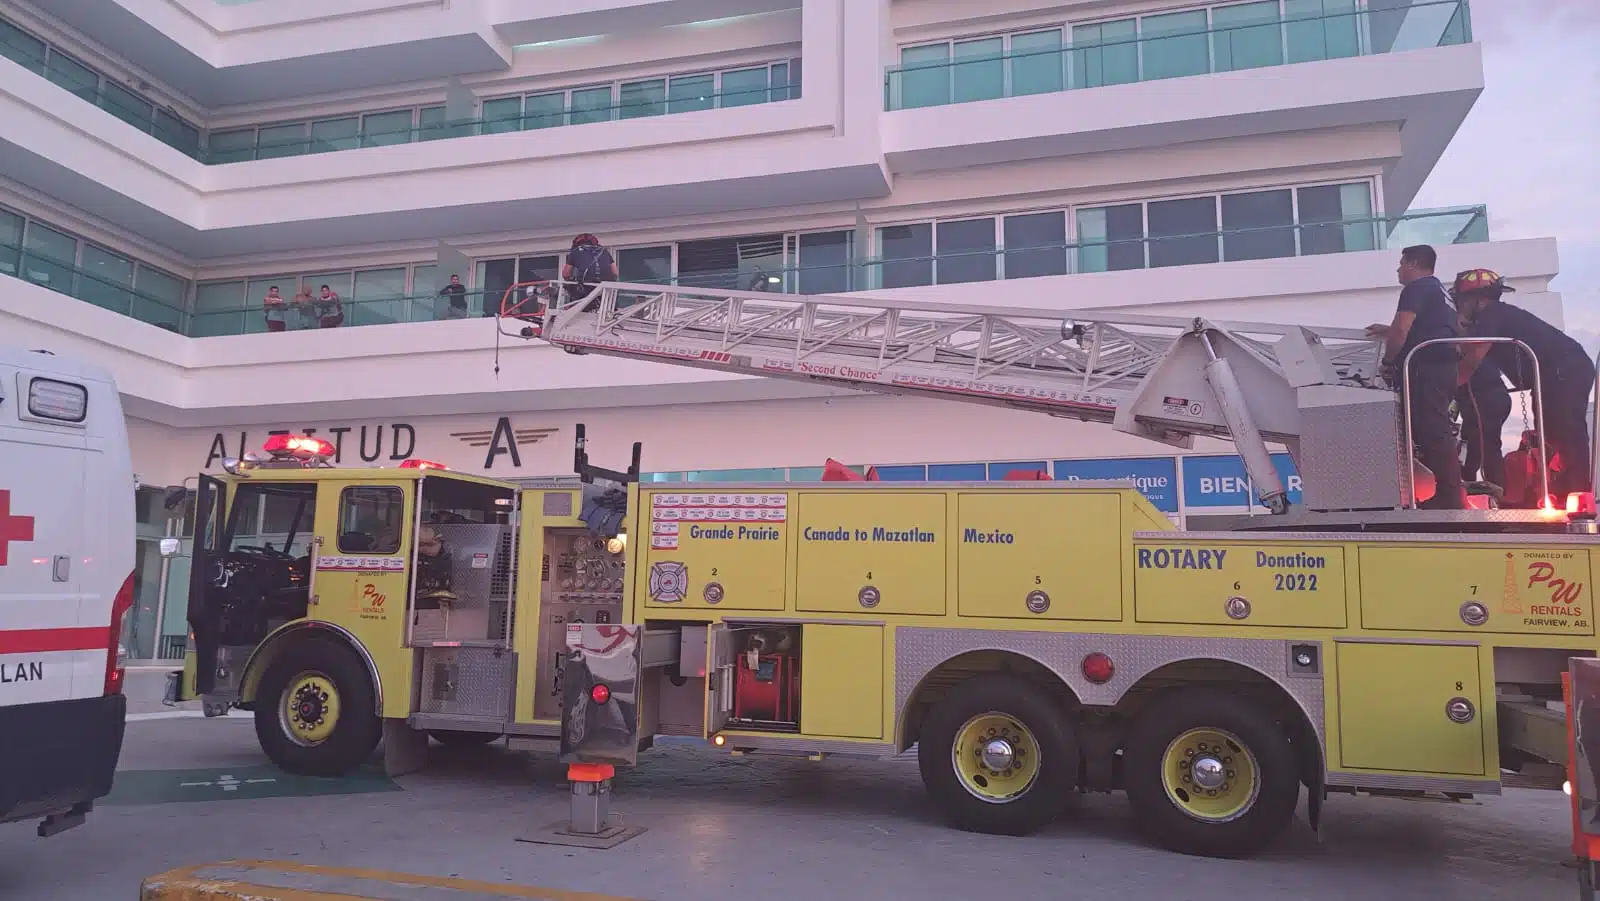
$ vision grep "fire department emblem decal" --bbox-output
[649,561,688,603]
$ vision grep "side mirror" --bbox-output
[163,486,189,510]
[158,538,183,558]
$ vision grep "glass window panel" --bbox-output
[1285,0,1360,62]
[191,281,247,337]
[45,49,98,101]
[1220,188,1295,261]
[101,81,154,131]
[133,265,187,332]
[418,105,448,141]
[797,230,854,294]
[619,78,665,119]
[1297,182,1376,255]
[362,109,414,147]
[668,73,716,114]
[872,465,927,481]
[0,20,47,74]
[896,43,950,109]
[77,244,134,314]
[1072,19,1138,88]
[770,62,792,101]
[678,234,784,290]
[720,66,770,108]
[22,221,76,293]
[877,223,933,289]
[309,117,359,153]
[617,246,672,283]
[470,259,515,320]
[935,217,997,284]
[1011,29,1064,96]
[1075,204,1145,272]
[411,264,439,300]
[0,209,22,276]
[952,37,1004,104]
[518,254,560,285]
[1213,1,1284,72]
[207,128,257,164]
[1140,10,1211,81]
[481,96,523,134]
[1003,211,1067,279]
[524,93,566,129]
[1147,196,1219,268]
[154,110,201,155]
[351,267,407,326]
[256,123,308,159]
[570,86,615,125]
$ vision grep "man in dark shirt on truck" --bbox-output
[1366,244,1467,509]
[1452,267,1596,501]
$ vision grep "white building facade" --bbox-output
[0,0,1562,658]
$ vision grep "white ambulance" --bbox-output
[0,346,135,837]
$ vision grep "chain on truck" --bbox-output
[164,279,1600,861]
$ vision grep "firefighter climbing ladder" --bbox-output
[506,280,1391,513]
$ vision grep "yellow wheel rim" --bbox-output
[1160,728,1259,822]
[951,713,1041,804]
[280,672,340,747]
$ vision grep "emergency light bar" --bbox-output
[263,434,336,460]
[399,459,448,470]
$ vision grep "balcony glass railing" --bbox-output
[0,206,1488,337]
[1,242,190,332]
[885,0,1472,111]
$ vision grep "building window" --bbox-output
[619,78,666,119]
[618,246,672,283]
[677,234,785,290]
[361,109,415,147]
[0,208,22,277]
[133,265,188,332]
[794,230,855,295]
[1003,212,1068,279]
[0,19,46,73]
[339,487,405,555]
[192,281,247,337]
[44,48,98,103]
[310,117,360,153]
[78,244,134,315]
[21,221,77,294]
[876,223,934,288]
[257,123,308,159]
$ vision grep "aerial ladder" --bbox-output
[500,280,1566,531]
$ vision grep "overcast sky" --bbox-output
[1409,0,1599,351]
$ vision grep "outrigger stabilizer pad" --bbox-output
[515,763,647,850]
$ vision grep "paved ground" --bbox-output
[0,670,1580,900]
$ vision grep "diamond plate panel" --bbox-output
[418,646,516,718]
[892,628,1325,750]
[1299,399,1406,510]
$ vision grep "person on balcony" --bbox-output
[438,273,469,320]
[316,284,344,328]
[262,285,287,333]
[1453,268,1596,500]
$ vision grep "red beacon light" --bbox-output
[398,459,448,471]
[589,683,611,705]
[261,434,335,461]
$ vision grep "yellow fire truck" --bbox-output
[167,281,1595,860]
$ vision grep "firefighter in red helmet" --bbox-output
[1453,268,1596,501]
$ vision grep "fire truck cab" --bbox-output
[0,346,136,838]
[164,435,616,776]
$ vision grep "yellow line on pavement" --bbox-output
[141,859,648,901]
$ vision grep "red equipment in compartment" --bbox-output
[733,653,801,725]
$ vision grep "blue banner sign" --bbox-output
[1181,453,1302,509]
[1052,457,1180,513]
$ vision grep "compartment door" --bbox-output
[799,624,884,739]
[704,623,735,736]
[1335,641,1486,776]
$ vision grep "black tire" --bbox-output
[254,637,381,777]
[429,729,502,747]
[1122,687,1300,859]
[917,673,1077,836]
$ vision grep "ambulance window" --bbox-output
[340,487,404,555]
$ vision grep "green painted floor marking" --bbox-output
[103,763,402,806]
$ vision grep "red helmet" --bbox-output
[1450,268,1514,299]
[572,233,600,248]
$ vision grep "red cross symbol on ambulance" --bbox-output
[0,489,36,566]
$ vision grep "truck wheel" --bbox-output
[255,638,381,777]
[1122,687,1300,859]
[918,673,1077,836]
[429,730,502,747]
